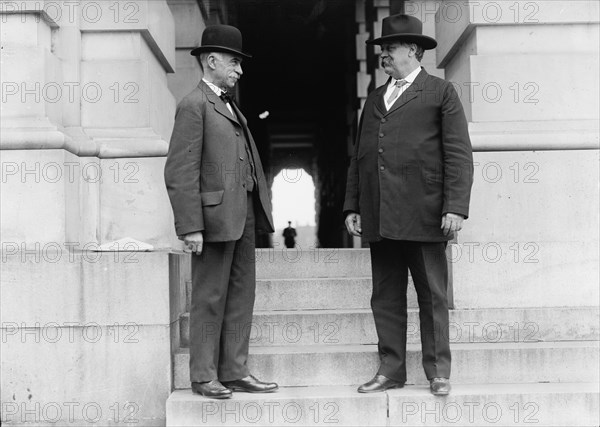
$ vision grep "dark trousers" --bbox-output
[369,239,450,383]
[189,193,256,382]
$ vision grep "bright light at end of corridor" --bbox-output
[271,169,316,229]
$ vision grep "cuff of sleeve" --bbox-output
[442,210,468,220]
[176,226,204,237]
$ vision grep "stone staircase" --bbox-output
[166,249,600,426]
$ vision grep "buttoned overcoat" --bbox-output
[165,81,274,241]
[344,69,473,242]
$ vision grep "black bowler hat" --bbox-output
[367,14,437,50]
[190,24,252,58]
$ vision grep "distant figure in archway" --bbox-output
[282,221,297,248]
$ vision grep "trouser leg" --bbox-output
[189,193,256,382]
[406,241,451,379]
[369,239,409,383]
[189,240,235,382]
[218,193,256,381]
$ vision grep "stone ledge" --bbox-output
[178,306,600,348]
[167,386,387,426]
[469,120,600,151]
[1,324,171,426]
[0,3,60,28]
[0,123,169,158]
[79,0,175,73]
[167,383,600,427]
[168,0,204,48]
[173,341,600,389]
[0,251,172,325]
[0,2,175,71]
[435,0,600,67]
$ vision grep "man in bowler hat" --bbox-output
[344,14,473,396]
[165,25,278,399]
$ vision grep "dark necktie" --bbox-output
[219,91,234,104]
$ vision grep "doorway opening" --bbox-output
[227,0,358,247]
[271,168,317,250]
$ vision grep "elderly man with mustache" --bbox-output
[165,25,277,399]
[344,14,474,396]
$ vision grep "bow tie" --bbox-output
[219,91,234,104]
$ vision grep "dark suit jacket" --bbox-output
[165,81,274,242]
[344,69,473,242]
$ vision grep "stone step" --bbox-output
[255,248,371,279]
[166,382,600,426]
[179,306,600,348]
[254,277,377,311]
[173,341,600,389]
[186,276,387,313]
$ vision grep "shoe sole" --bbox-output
[431,389,450,396]
[357,384,404,393]
[225,386,279,393]
[192,390,232,399]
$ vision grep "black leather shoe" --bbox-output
[222,375,278,393]
[430,377,451,396]
[192,380,232,399]
[357,374,404,393]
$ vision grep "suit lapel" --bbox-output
[385,69,428,116]
[232,101,259,157]
[374,77,391,116]
[199,81,240,126]
[231,101,248,127]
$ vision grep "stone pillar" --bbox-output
[1,0,177,248]
[167,0,205,103]
[355,0,371,114]
[432,0,599,308]
[1,1,177,424]
[405,0,443,78]
[164,0,204,362]
[372,0,392,87]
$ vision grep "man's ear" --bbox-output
[207,54,217,70]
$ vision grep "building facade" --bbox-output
[1,0,598,424]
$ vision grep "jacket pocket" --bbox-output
[200,190,224,206]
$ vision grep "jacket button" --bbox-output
[381,119,386,123]
[380,166,385,171]
[379,133,384,138]
[236,132,240,136]
[239,156,244,161]
[378,148,384,154]
[242,183,246,188]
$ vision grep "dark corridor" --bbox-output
[225,0,358,248]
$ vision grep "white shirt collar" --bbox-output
[202,78,224,96]
[202,78,235,115]
[391,66,422,86]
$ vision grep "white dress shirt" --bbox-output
[203,78,234,115]
[384,66,422,110]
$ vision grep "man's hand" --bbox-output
[345,213,362,237]
[441,213,464,236]
[183,231,204,255]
